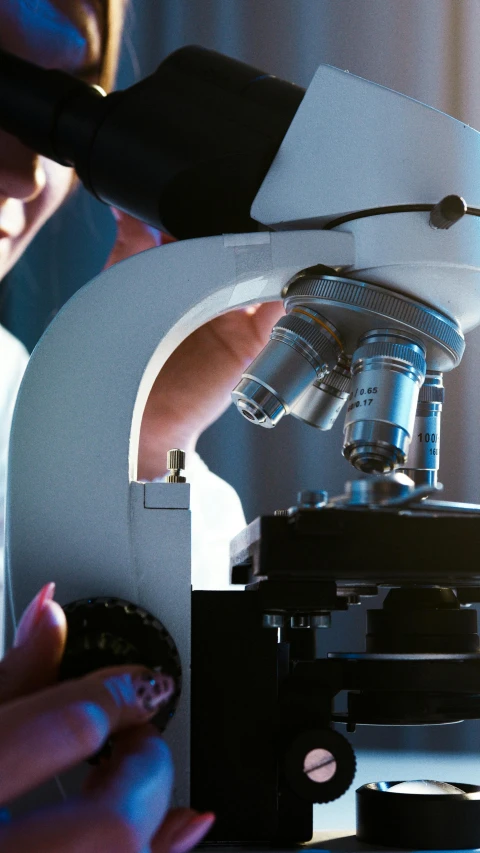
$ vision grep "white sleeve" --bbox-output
[0,327,29,555]
[0,326,29,647]
[153,450,246,590]
[186,451,246,590]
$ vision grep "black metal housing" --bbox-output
[357,781,480,849]
[0,46,304,238]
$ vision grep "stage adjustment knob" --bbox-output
[284,729,356,803]
[60,597,182,731]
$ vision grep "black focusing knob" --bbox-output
[284,728,356,803]
[60,597,182,732]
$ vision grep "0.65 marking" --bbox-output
[351,386,378,398]
[347,385,378,413]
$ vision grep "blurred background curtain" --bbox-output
[2,0,480,750]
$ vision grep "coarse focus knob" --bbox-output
[60,597,182,732]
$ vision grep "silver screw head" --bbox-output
[303,748,337,783]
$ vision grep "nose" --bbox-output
[0,128,46,202]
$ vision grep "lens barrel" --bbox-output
[291,355,352,430]
[399,372,444,487]
[231,308,342,428]
[343,330,427,473]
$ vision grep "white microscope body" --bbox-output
[6,64,480,834]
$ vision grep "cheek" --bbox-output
[0,158,75,282]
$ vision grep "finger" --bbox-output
[104,209,164,269]
[0,589,67,705]
[0,666,174,804]
[86,726,174,849]
[150,807,199,853]
[0,731,173,852]
[152,809,216,853]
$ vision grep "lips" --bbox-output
[0,198,27,239]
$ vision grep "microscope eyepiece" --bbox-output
[0,45,304,237]
[343,330,426,474]
[231,308,342,428]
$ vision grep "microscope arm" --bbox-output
[6,229,353,619]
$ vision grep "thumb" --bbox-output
[104,209,166,269]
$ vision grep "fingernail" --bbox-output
[133,671,175,714]
[170,813,216,853]
[14,583,56,648]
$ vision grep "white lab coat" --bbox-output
[0,324,246,642]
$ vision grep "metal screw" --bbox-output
[429,194,467,230]
[263,613,285,629]
[303,748,337,783]
[166,449,186,483]
[290,614,311,629]
[297,489,328,509]
[312,613,332,628]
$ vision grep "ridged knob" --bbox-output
[61,597,182,732]
[418,372,445,403]
[166,448,186,483]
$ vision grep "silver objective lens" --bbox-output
[343,330,427,474]
[398,373,444,487]
[291,355,352,430]
[231,308,342,428]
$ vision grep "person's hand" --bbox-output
[104,210,284,480]
[0,584,215,852]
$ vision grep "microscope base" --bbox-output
[203,833,479,852]
[307,832,479,852]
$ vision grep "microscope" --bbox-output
[3,45,480,850]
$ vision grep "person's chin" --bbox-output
[0,234,27,282]
[0,196,63,283]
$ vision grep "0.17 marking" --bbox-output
[347,398,374,412]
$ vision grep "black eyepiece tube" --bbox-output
[0,46,304,238]
[0,50,107,165]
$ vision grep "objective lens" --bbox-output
[231,308,342,428]
[291,355,352,430]
[398,372,444,487]
[343,330,427,473]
